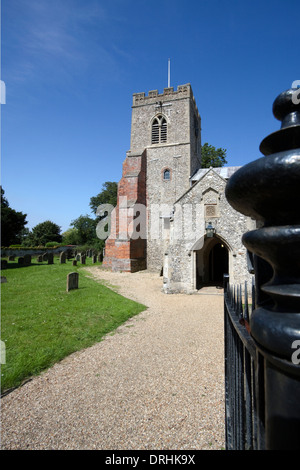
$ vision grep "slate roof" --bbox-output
[190,166,241,182]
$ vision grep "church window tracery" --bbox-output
[152,115,167,144]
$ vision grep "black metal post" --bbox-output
[225,86,300,450]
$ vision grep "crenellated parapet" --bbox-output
[132,83,200,119]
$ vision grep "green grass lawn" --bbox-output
[0,256,146,393]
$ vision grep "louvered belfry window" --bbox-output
[161,118,167,142]
[152,117,160,143]
[151,115,167,144]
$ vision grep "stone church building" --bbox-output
[102,83,255,293]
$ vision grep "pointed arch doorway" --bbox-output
[195,236,229,289]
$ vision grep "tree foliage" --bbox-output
[62,227,80,246]
[201,143,228,168]
[29,220,62,246]
[60,182,119,251]
[89,182,118,214]
[70,215,97,246]
[1,187,28,246]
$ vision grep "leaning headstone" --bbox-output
[48,253,54,265]
[18,257,24,266]
[66,272,79,292]
[42,253,48,262]
[1,260,8,269]
[80,255,86,265]
[37,255,43,263]
[24,254,31,266]
[72,260,77,266]
[60,252,66,264]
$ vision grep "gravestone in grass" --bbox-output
[72,260,77,266]
[80,255,86,264]
[66,272,79,292]
[1,259,8,269]
[48,253,54,265]
[37,255,43,262]
[42,253,48,262]
[24,254,31,266]
[18,257,24,266]
[60,252,66,264]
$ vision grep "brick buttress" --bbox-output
[102,150,147,272]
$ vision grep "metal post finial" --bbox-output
[225,86,300,449]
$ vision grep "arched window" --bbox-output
[152,117,159,143]
[161,117,167,142]
[163,169,171,180]
[151,115,167,144]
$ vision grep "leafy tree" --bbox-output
[70,215,97,245]
[201,143,228,168]
[30,220,62,246]
[60,183,118,251]
[62,227,80,246]
[89,182,118,215]
[1,187,28,246]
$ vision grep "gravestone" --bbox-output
[92,254,97,263]
[42,253,48,262]
[24,254,31,266]
[18,257,24,266]
[37,255,43,262]
[72,260,77,266]
[66,272,79,292]
[8,256,15,261]
[80,255,86,264]
[98,252,103,262]
[76,254,81,261]
[48,253,54,265]
[60,252,66,264]
[1,260,8,269]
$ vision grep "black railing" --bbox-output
[224,86,300,450]
[224,275,265,450]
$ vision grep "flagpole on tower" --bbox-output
[168,58,170,88]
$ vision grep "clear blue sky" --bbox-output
[1,0,299,233]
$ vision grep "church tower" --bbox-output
[103,84,202,272]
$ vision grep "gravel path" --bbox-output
[1,268,225,450]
